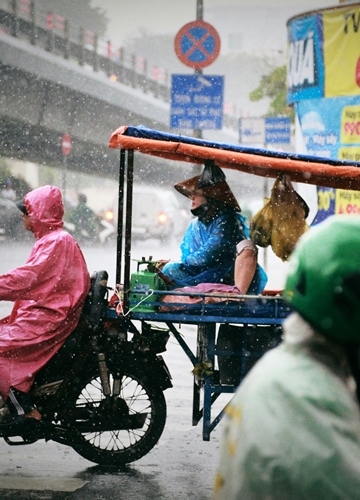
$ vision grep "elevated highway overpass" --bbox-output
[0,3,238,185]
[0,31,172,181]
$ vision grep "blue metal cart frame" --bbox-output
[107,125,358,440]
[108,290,291,440]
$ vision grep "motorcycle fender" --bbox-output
[141,354,173,391]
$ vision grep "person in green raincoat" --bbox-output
[69,193,98,243]
[214,215,360,500]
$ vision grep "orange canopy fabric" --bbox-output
[109,126,360,191]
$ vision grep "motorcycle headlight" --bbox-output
[105,210,114,222]
[158,212,167,225]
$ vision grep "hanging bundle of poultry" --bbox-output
[249,197,273,248]
[250,175,309,261]
[270,175,309,261]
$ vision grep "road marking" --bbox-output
[0,477,88,492]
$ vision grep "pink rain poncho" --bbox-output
[0,185,90,398]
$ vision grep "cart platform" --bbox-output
[109,291,291,439]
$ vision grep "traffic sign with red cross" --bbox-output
[174,20,221,69]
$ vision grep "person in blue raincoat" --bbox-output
[162,161,267,294]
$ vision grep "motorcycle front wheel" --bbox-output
[64,360,167,465]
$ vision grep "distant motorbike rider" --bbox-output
[69,193,98,243]
[0,178,16,201]
[0,185,90,426]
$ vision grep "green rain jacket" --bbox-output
[214,312,360,500]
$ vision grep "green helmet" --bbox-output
[284,215,360,343]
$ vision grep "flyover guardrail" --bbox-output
[0,0,239,131]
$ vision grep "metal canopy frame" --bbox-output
[110,125,358,439]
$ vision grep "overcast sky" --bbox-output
[91,0,338,49]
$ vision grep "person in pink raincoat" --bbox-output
[0,185,90,423]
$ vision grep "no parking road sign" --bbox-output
[174,20,221,69]
[62,133,72,156]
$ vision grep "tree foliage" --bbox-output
[249,65,294,120]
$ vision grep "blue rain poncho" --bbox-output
[162,209,267,292]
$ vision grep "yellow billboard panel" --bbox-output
[338,146,360,161]
[335,189,360,215]
[323,6,360,97]
[340,105,360,144]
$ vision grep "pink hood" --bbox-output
[24,185,64,238]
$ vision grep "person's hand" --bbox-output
[147,261,175,288]
[156,259,170,271]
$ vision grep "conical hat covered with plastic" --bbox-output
[174,161,241,212]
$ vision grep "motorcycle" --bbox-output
[64,215,116,245]
[0,270,172,466]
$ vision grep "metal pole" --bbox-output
[116,149,126,286]
[79,27,85,66]
[30,0,37,45]
[46,12,54,52]
[64,19,70,59]
[11,0,19,37]
[62,155,67,205]
[196,0,203,21]
[93,34,99,72]
[263,176,269,273]
[123,149,134,314]
[193,0,203,141]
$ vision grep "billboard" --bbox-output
[289,4,360,224]
[296,95,360,224]
[311,186,360,225]
[287,4,360,103]
[287,14,324,103]
[296,95,360,160]
[323,7,360,98]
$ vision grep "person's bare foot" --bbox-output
[24,408,42,421]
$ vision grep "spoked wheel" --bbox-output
[63,360,167,465]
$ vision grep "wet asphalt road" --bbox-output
[0,330,224,500]
[0,239,226,500]
[0,237,287,499]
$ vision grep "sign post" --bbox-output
[61,133,72,203]
[173,4,221,140]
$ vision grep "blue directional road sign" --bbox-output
[238,117,265,144]
[239,116,291,145]
[265,117,291,144]
[170,74,224,130]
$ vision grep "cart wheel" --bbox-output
[63,360,167,465]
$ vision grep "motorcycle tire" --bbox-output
[63,359,167,466]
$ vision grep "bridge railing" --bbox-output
[0,0,239,131]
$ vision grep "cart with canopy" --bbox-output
[106,125,360,440]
